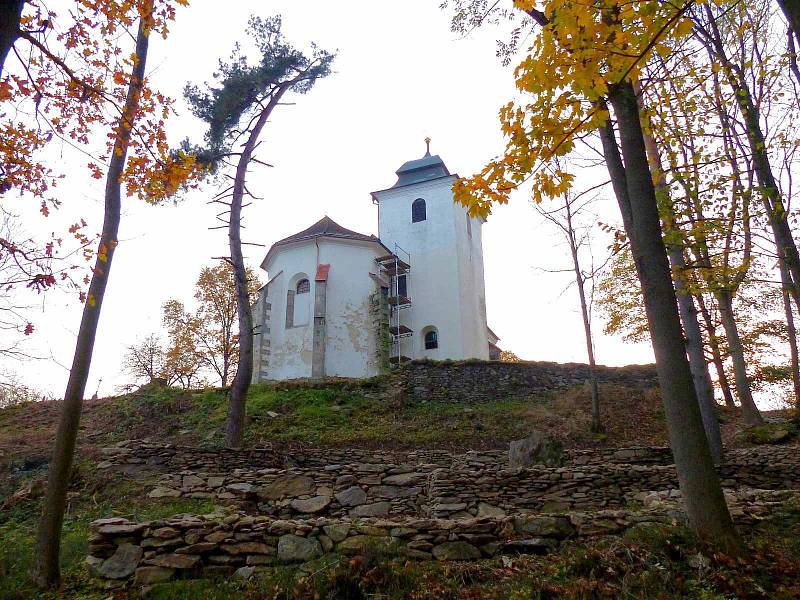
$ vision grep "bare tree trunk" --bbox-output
[778,0,800,87]
[696,293,737,409]
[671,249,724,462]
[606,80,741,552]
[563,197,602,432]
[715,289,763,426]
[31,9,151,587]
[0,0,23,79]
[780,260,800,409]
[225,85,289,448]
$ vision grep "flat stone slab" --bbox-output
[513,515,574,539]
[335,486,367,507]
[259,475,316,500]
[277,534,322,562]
[97,544,143,579]
[350,502,391,518]
[95,523,147,536]
[145,553,201,569]
[290,495,332,514]
[148,486,182,499]
[382,472,426,486]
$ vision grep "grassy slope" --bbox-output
[1,381,669,472]
[1,382,798,599]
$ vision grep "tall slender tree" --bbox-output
[453,0,741,552]
[533,182,604,432]
[184,16,333,447]
[31,1,200,586]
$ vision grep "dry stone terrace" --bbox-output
[85,439,800,588]
[88,489,797,587]
[98,440,679,473]
[96,443,800,520]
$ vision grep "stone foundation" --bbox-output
[390,360,659,403]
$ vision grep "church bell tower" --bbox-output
[371,141,490,363]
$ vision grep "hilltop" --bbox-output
[1,377,798,599]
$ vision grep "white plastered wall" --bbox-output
[258,237,385,380]
[317,238,386,378]
[260,244,315,380]
[375,175,489,361]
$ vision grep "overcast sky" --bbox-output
[3,0,655,398]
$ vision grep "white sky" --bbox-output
[2,0,655,398]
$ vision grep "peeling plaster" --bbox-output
[271,326,313,377]
[341,298,371,354]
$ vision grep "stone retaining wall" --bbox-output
[149,463,432,519]
[428,451,800,517]
[99,443,458,472]
[135,446,800,520]
[87,489,793,588]
[391,360,659,404]
[100,442,676,474]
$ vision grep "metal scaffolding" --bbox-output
[376,243,412,366]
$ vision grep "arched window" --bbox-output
[286,274,310,328]
[412,198,426,223]
[424,328,438,350]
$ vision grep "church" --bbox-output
[251,142,498,382]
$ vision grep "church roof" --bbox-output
[262,216,385,268]
[275,216,377,246]
[392,151,451,188]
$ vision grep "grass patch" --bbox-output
[152,381,666,449]
[0,472,216,600]
[741,422,797,445]
[0,378,668,455]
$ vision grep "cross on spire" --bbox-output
[424,136,431,156]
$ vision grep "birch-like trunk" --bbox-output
[563,199,601,432]
[780,260,800,409]
[695,293,737,409]
[715,289,763,426]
